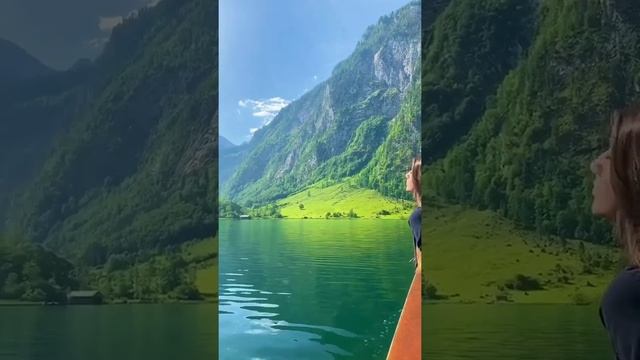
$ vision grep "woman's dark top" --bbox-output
[408,207,421,250]
[600,265,640,360]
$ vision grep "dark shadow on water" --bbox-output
[424,303,612,360]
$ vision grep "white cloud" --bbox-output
[238,97,291,138]
[313,74,318,81]
[134,0,161,9]
[98,16,123,32]
[239,97,291,121]
[253,110,272,118]
[101,0,159,28]
[127,9,140,18]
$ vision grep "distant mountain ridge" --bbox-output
[0,39,54,85]
[219,136,250,189]
[219,136,236,150]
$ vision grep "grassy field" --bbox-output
[182,237,218,300]
[275,181,414,219]
[425,204,620,304]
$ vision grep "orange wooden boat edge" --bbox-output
[386,270,422,360]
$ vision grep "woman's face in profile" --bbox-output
[590,147,617,220]
[405,169,414,193]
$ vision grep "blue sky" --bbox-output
[220,0,412,145]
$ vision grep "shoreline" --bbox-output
[0,298,218,307]
[425,301,598,306]
[218,215,410,220]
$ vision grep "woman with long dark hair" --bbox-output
[387,156,422,359]
[406,156,422,270]
[592,102,640,360]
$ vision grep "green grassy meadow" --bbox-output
[275,182,414,219]
[182,238,218,300]
[425,204,619,304]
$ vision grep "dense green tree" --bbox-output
[0,237,76,301]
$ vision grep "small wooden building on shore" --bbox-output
[67,290,104,305]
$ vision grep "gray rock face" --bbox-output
[181,115,216,176]
[374,39,420,93]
